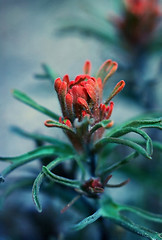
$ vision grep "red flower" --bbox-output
[124,0,160,16]
[115,0,161,45]
[54,60,124,125]
[45,60,125,152]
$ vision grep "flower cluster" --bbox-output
[45,60,125,152]
[116,0,161,45]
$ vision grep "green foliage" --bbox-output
[89,119,112,135]
[1,61,162,239]
[101,198,162,240]
[94,137,152,159]
[71,209,102,231]
[32,155,75,212]
[35,64,59,83]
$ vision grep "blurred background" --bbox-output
[0,0,162,239]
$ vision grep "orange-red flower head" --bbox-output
[45,60,125,152]
[54,60,124,127]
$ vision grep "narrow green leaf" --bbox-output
[32,155,75,212]
[101,198,162,240]
[119,205,162,223]
[94,137,151,159]
[0,146,59,179]
[59,18,118,45]
[42,166,80,188]
[32,172,44,212]
[111,215,161,240]
[41,64,58,83]
[126,139,162,152]
[109,127,153,156]
[44,120,75,134]
[71,209,102,231]
[123,118,162,129]
[12,89,59,120]
[34,74,49,80]
[106,116,162,138]
[90,119,111,135]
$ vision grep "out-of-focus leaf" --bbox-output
[12,89,59,120]
[149,36,162,54]
[0,146,65,180]
[0,178,34,209]
[11,126,74,153]
[96,151,138,176]
[109,127,153,156]
[71,209,102,231]
[42,166,80,188]
[35,64,59,83]
[42,64,58,82]
[32,155,75,212]
[101,198,162,240]
[59,17,118,45]
[94,137,151,159]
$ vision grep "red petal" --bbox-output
[63,74,70,85]
[65,93,74,120]
[70,85,87,103]
[84,84,96,102]
[58,81,67,97]
[77,97,90,113]
[106,101,114,119]
[54,78,62,92]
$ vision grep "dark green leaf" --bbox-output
[90,119,111,135]
[12,89,59,120]
[123,118,162,129]
[109,127,153,156]
[32,155,75,212]
[0,146,63,179]
[119,205,162,223]
[106,115,162,138]
[126,139,162,152]
[101,198,162,240]
[42,166,80,188]
[94,137,151,159]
